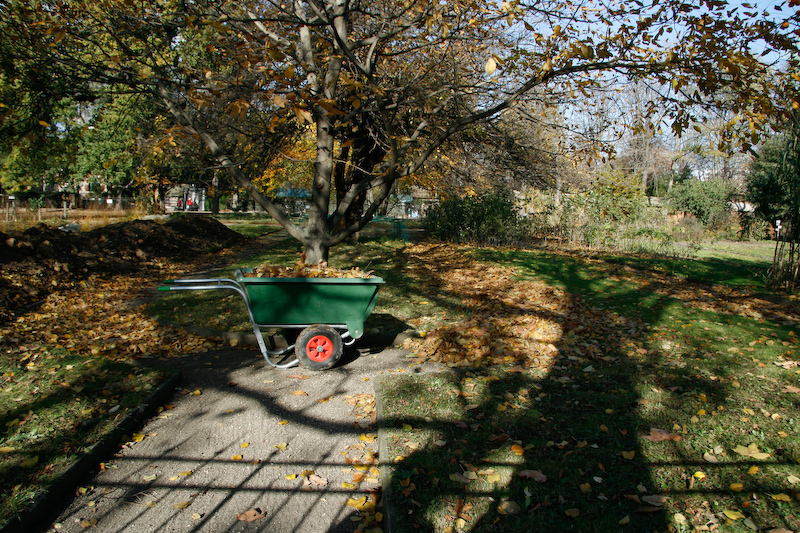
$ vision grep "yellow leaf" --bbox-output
[131,433,145,442]
[231,455,243,461]
[723,509,744,520]
[179,470,192,477]
[20,456,39,468]
[274,442,288,450]
[580,483,591,493]
[694,471,706,479]
[173,501,191,509]
[730,483,744,492]
[621,451,635,460]
[146,501,157,508]
[0,447,15,454]
[771,493,792,502]
[748,466,759,475]
[511,444,524,456]
[565,508,580,517]
[240,442,249,448]
[291,390,308,396]
[286,474,297,480]
[346,496,369,510]
[38,120,51,128]
[278,420,289,425]
[341,482,356,489]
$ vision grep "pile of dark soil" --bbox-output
[0,215,248,324]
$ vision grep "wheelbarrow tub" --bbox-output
[234,269,383,339]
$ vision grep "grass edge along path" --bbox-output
[0,267,226,530]
[380,243,799,533]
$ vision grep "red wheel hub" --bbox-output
[305,335,334,362]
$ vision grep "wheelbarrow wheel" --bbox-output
[296,325,343,371]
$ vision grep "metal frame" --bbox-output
[162,278,352,368]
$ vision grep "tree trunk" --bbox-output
[304,115,336,264]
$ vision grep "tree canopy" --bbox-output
[1,0,798,262]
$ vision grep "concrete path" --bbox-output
[43,343,436,533]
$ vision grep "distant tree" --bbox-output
[748,119,800,290]
[2,0,798,263]
[668,177,737,228]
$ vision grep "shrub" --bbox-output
[424,190,529,246]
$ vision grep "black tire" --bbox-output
[295,325,343,371]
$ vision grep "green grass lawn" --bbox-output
[379,243,799,533]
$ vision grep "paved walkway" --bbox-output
[44,344,437,533]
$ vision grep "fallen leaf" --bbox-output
[771,493,792,502]
[643,428,681,442]
[518,470,547,482]
[0,447,15,454]
[288,375,309,380]
[142,474,157,482]
[236,508,266,522]
[274,443,288,450]
[730,483,744,492]
[450,473,470,484]
[621,451,635,460]
[619,515,631,525]
[240,442,249,448]
[723,509,745,520]
[304,474,328,488]
[291,390,308,396]
[278,420,288,425]
[511,444,524,456]
[641,494,667,507]
[498,501,521,515]
[565,508,580,517]
[191,513,203,520]
[173,501,191,509]
[231,455,243,461]
[733,443,771,460]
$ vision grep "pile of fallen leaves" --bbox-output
[0,215,246,325]
[244,254,375,279]
[0,216,249,363]
[402,243,634,370]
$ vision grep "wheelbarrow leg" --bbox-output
[252,324,300,369]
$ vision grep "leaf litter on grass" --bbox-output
[383,243,800,533]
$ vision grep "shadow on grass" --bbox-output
[377,246,799,532]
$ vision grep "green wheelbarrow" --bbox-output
[159,269,383,370]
